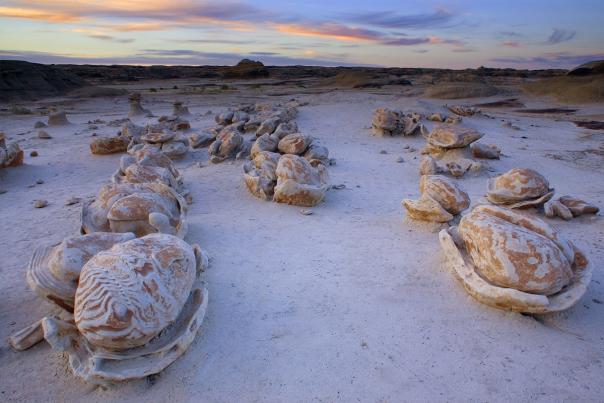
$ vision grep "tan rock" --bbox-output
[420,175,470,215]
[471,142,501,159]
[273,154,329,207]
[558,196,599,216]
[402,194,454,222]
[544,199,573,220]
[243,151,281,200]
[427,125,483,149]
[251,134,279,159]
[487,168,553,208]
[278,133,312,155]
[90,136,129,155]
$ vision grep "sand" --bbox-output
[0,79,603,402]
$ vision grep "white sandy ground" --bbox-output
[0,83,603,402]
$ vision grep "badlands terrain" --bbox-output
[0,61,603,402]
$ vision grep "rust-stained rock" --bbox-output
[47,108,70,126]
[487,168,554,208]
[251,133,279,159]
[544,199,573,220]
[439,204,591,313]
[427,125,483,149]
[402,194,454,223]
[188,132,216,148]
[0,133,24,168]
[90,136,129,155]
[558,196,599,216]
[304,144,330,165]
[273,154,329,207]
[419,175,470,215]
[371,108,399,136]
[208,130,244,163]
[471,142,501,159]
[278,133,312,155]
[447,105,477,117]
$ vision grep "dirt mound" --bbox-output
[522,75,604,103]
[318,69,411,89]
[567,60,604,76]
[424,82,499,99]
[0,60,87,101]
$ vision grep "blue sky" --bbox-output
[0,0,602,68]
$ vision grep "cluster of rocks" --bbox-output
[486,168,598,220]
[90,96,193,159]
[402,175,470,223]
[10,143,208,385]
[420,125,499,178]
[0,131,24,168]
[371,108,426,136]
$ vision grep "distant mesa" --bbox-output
[566,60,604,76]
[222,59,269,79]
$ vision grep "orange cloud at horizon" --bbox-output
[0,6,80,22]
[273,23,378,42]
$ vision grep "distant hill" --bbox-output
[0,60,87,101]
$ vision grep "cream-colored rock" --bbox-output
[402,194,454,222]
[487,168,554,208]
[471,143,501,159]
[26,232,136,312]
[419,175,470,215]
[304,144,330,165]
[278,133,312,155]
[459,205,574,295]
[439,204,591,313]
[273,121,299,139]
[427,125,483,149]
[419,156,440,175]
[544,199,573,220]
[81,183,187,238]
[74,234,198,349]
[0,132,23,168]
[273,154,329,207]
[558,196,599,216]
[243,151,281,200]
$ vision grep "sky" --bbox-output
[0,0,603,69]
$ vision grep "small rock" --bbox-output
[185,194,194,204]
[65,196,81,206]
[332,184,346,190]
[33,199,48,208]
[403,145,410,149]
[329,158,337,166]
[36,179,44,184]
[37,130,52,139]
[30,150,38,157]
[405,147,417,153]
[34,121,46,129]
[28,184,36,188]
[396,156,404,163]
[0,189,7,195]
[300,209,313,216]
[379,150,388,154]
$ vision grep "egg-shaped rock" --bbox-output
[419,175,470,215]
[74,234,197,350]
[486,168,552,205]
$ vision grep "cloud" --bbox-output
[498,30,524,38]
[381,37,430,46]
[88,34,134,43]
[349,9,453,29]
[501,41,521,48]
[273,22,383,42]
[546,28,576,44]
[489,52,604,69]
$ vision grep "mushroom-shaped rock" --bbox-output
[487,168,554,208]
[427,125,483,149]
[81,183,187,238]
[128,93,151,117]
[439,205,590,313]
[273,154,329,207]
[172,101,190,116]
[90,136,129,155]
[243,151,281,200]
[47,108,70,126]
[26,232,136,312]
[278,133,312,155]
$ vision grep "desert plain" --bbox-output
[0,61,603,402]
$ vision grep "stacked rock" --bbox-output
[10,142,208,385]
[402,175,470,223]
